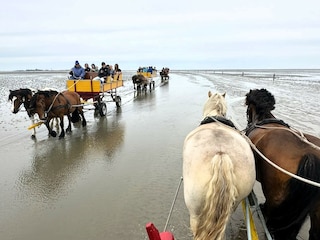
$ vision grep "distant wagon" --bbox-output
[160,67,170,82]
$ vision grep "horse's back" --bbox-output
[183,123,255,202]
[183,123,255,239]
[248,125,320,173]
[62,90,81,105]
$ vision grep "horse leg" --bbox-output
[79,109,87,127]
[65,114,72,133]
[309,202,320,240]
[29,116,36,139]
[45,117,57,137]
[59,116,66,138]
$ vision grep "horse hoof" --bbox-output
[31,134,36,139]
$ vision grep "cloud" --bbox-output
[1,0,320,70]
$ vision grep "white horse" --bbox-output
[183,91,256,240]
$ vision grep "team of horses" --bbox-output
[132,74,155,93]
[183,89,320,240]
[8,83,320,239]
[160,67,170,82]
[9,88,86,138]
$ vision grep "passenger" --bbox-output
[109,65,114,78]
[84,63,91,72]
[91,63,98,72]
[93,62,110,83]
[114,63,122,73]
[114,63,122,80]
[69,60,85,80]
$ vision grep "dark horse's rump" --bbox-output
[132,74,151,92]
[245,88,320,240]
[267,153,320,237]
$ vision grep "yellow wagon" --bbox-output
[66,72,123,116]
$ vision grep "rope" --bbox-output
[163,176,183,232]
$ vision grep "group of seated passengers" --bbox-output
[69,61,121,83]
[137,66,156,73]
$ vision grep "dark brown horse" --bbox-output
[132,74,152,92]
[245,88,320,240]
[9,88,40,138]
[8,88,34,114]
[29,90,86,138]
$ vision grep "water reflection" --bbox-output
[17,113,125,202]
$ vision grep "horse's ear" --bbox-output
[222,92,226,98]
[208,91,212,97]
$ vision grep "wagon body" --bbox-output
[66,73,123,100]
[66,72,123,116]
[137,71,157,78]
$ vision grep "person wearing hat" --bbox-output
[69,60,85,79]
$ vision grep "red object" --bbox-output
[146,222,175,240]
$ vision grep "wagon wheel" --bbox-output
[115,96,122,107]
[98,102,107,116]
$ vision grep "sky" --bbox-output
[1,0,319,71]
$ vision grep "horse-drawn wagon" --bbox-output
[66,72,123,116]
[134,66,157,92]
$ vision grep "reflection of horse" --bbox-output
[160,67,169,81]
[30,90,86,138]
[245,88,320,240]
[183,91,255,240]
[132,74,153,92]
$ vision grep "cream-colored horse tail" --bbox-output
[195,153,238,240]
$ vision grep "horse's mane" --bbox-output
[8,88,33,101]
[245,88,275,119]
[29,90,59,108]
[36,90,59,97]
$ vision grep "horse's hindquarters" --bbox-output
[183,124,256,238]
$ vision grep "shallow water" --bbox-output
[1,69,319,239]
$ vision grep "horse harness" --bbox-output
[46,92,73,114]
[200,116,237,129]
[245,118,290,136]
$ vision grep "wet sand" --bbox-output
[1,70,319,239]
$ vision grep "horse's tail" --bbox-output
[71,108,80,123]
[269,153,320,233]
[195,153,238,240]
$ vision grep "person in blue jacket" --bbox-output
[69,60,85,79]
